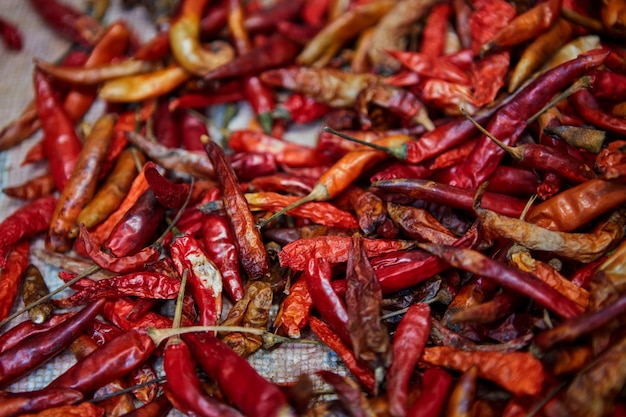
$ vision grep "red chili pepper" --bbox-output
[0,313,70,354]
[33,70,83,193]
[0,388,84,417]
[117,393,172,417]
[204,139,270,280]
[317,370,375,416]
[133,31,171,62]
[46,327,156,394]
[201,214,245,302]
[0,241,30,323]
[451,49,608,189]
[277,93,331,125]
[407,368,454,417]
[102,298,173,331]
[0,298,105,388]
[163,339,244,417]
[419,3,452,57]
[247,173,316,195]
[387,303,431,417]
[244,0,305,33]
[170,234,223,326]
[27,0,102,45]
[0,16,22,50]
[152,99,181,149]
[308,316,376,393]
[571,89,626,136]
[183,331,296,417]
[180,111,209,153]
[273,278,313,338]
[3,172,56,201]
[144,161,190,210]
[169,89,246,110]
[0,195,56,267]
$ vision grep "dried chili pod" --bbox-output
[0,388,84,417]
[22,264,54,324]
[0,240,30,324]
[317,370,376,417]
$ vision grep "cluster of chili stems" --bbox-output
[2,0,626,416]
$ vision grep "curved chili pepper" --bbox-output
[317,370,375,416]
[133,30,171,62]
[163,339,244,417]
[0,195,56,268]
[99,65,192,103]
[46,327,157,394]
[420,3,452,57]
[144,161,190,210]
[0,240,30,324]
[201,214,245,302]
[169,0,235,75]
[27,0,102,45]
[406,367,453,417]
[0,388,83,417]
[170,234,223,326]
[204,139,270,280]
[273,278,313,338]
[46,113,116,252]
[35,58,157,86]
[451,48,609,189]
[0,298,105,388]
[183,331,296,417]
[33,70,83,192]
[3,172,56,201]
[118,393,172,417]
[571,89,626,136]
[0,313,69,354]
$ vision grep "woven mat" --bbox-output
[0,0,344,413]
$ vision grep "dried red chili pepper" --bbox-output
[418,243,583,319]
[419,3,452,57]
[0,15,22,50]
[387,303,430,417]
[451,49,609,190]
[275,93,331,125]
[317,370,376,417]
[3,172,56,201]
[204,139,270,280]
[27,0,102,45]
[0,195,57,268]
[0,388,83,417]
[309,316,376,393]
[170,234,223,326]
[0,313,69,354]
[0,298,105,388]
[46,113,116,252]
[274,278,313,339]
[183,331,296,417]
[144,161,190,210]
[18,401,103,417]
[346,236,390,379]
[571,89,626,136]
[33,70,83,192]
[407,367,453,417]
[117,394,172,417]
[0,240,30,323]
[445,365,478,417]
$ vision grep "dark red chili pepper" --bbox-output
[590,69,626,101]
[103,188,165,257]
[102,298,173,331]
[152,98,181,149]
[46,327,156,394]
[170,234,223,326]
[0,240,30,323]
[418,243,584,319]
[118,393,172,417]
[276,21,321,45]
[0,195,56,268]
[571,89,626,136]
[387,303,431,417]
[204,139,270,280]
[183,331,296,417]
[181,111,209,153]
[304,256,350,345]
[0,313,70,354]
[204,33,300,81]
[0,298,105,388]
[243,0,305,33]
[451,49,608,189]
[0,16,22,50]
[0,388,83,417]
[33,70,83,192]
[229,151,278,181]
[78,224,161,274]
[201,214,245,302]
[407,367,454,417]
[317,370,375,416]
[163,339,244,417]
[276,93,331,125]
[133,31,171,62]
[144,161,190,210]
[27,0,102,45]
[169,89,246,110]
[372,178,529,218]
[308,316,376,393]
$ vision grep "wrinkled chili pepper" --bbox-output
[0,298,104,388]
[3,172,56,201]
[0,313,69,354]
[0,195,55,268]
[46,113,116,252]
[571,89,626,136]
[183,331,296,417]
[274,278,313,339]
[0,240,30,324]
[407,367,453,417]
[317,370,376,417]
[21,264,53,324]
[387,303,430,417]
[118,393,172,417]
[144,161,190,210]
[204,138,270,280]
[0,388,84,417]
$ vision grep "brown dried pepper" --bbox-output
[204,139,270,280]
[387,303,431,417]
[46,113,116,252]
[21,264,54,324]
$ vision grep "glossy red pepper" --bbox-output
[27,0,101,45]
[0,240,30,323]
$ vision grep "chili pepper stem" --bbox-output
[257,184,328,229]
[258,111,274,136]
[526,76,592,125]
[460,108,524,161]
[0,264,100,328]
[323,126,405,159]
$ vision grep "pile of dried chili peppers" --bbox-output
[2,0,626,415]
